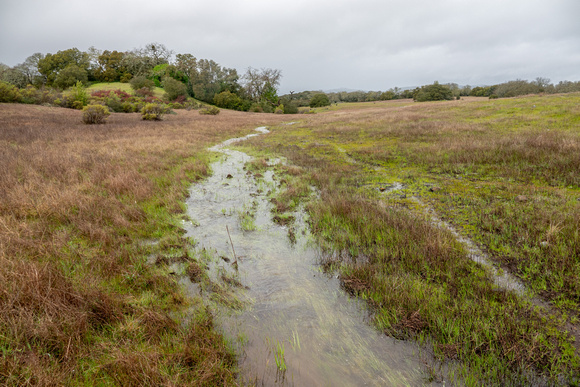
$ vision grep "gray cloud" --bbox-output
[1,0,578,93]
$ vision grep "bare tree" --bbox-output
[242,67,282,102]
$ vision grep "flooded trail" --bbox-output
[182,128,431,386]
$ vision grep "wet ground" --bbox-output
[181,128,433,386]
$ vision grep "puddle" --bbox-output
[182,127,433,386]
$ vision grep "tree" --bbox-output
[380,91,396,100]
[53,64,88,89]
[189,59,241,103]
[242,67,282,103]
[0,65,27,88]
[94,50,126,82]
[413,82,454,102]
[309,93,331,107]
[17,53,44,85]
[37,48,90,86]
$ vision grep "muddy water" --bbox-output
[183,128,430,386]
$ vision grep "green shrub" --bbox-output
[141,103,164,120]
[0,81,22,103]
[82,104,110,124]
[309,93,331,108]
[120,73,132,83]
[199,106,220,115]
[71,100,84,110]
[130,75,155,92]
[283,101,299,114]
[274,104,284,114]
[121,101,136,113]
[162,76,188,101]
[104,96,123,112]
[68,81,89,107]
[213,90,244,110]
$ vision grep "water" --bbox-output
[182,127,431,386]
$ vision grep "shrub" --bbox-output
[19,85,41,104]
[105,96,124,112]
[120,73,132,83]
[213,90,244,110]
[199,106,220,115]
[283,101,299,114]
[71,100,84,110]
[121,101,136,113]
[309,93,331,108]
[68,81,89,107]
[141,103,164,120]
[274,105,284,114]
[130,75,155,92]
[135,87,154,98]
[162,76,187,101]
[0,81,22,103]
[82,104,110,124]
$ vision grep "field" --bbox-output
[1,93,579,385]
[0,104,286,385]
[86,82,166,98]
[238,94,580,385]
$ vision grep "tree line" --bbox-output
[0,43,283,112]
[282,78,580,106]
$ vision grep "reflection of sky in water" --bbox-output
[183,128,432,386]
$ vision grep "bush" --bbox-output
[82,104,110,124]
[68,81,89,107]
[130,75,155,92]
[309,93,331,108]
[135,87,154,98]
[0,81,22,103]
[104,96,123,112]
[283,101,298,114]
[141,103,164,120]
[121,101,136,112]
[213,90,244,110]
[199,106,220,115]
[274,105,284,114]
[162,76,187,101]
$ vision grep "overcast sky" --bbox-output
[1,0,579,93]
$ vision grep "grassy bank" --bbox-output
[86,82,166,98]
[0,104,286,385]
[239,94,580,385]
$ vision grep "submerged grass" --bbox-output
[0,103,287,385]
[242,94,580,385]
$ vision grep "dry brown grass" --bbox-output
[0,103,287,384]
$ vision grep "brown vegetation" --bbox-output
[0,103,286,385]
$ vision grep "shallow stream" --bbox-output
[181,128,431,386]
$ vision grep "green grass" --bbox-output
[241,93,580,385]
[87,82,166,98]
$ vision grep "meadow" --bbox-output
[239,94,580,385]
[1,92,579,385]
[0,103,286,385]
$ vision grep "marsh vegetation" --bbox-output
[1,91,579,385]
